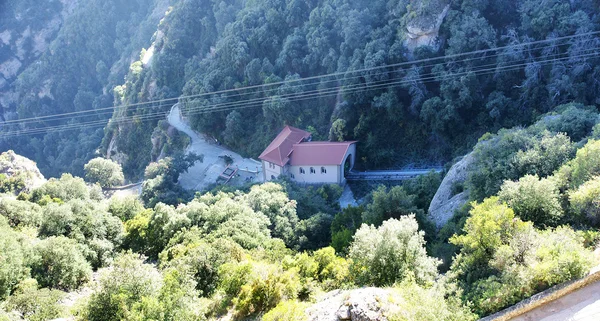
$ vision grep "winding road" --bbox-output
[167,104,263,191]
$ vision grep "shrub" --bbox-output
[232,262,300,318]
[450,197,594,316]
[570,176,600,226]
[349,216,440,287]
[0,219,28,299]
[387,280,477,321]
[31,174,90,203]
[566,139,600,188]
[5,279,65,321]
[162,236,244,297]
[108,195,144,221]
[84,158,125,188]
[82,252,162,321]
[261,300,309,321]
[498,175,563,227]
[30,236,91,290]
[0,199,42,229]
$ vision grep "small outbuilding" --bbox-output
[259,126,357,184]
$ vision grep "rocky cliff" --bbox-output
[404,0,450,53]
[428,153,474,229]
[0,150,46,191]
[0,0,79,114]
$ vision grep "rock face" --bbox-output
[404,1,450,52]
[0,0,80,111]
[306,288,394,321]
[428,153,475,229]
[0,150,46,191]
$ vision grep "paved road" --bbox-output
[167,104,263,191]
[511,281,600,321]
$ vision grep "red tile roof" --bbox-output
[289,141,357,166]
[258,126,312,166]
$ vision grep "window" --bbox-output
[310,167,316,174]
[290,173,295,179]
[268,162,275,169]
[300,167,305,174]
[271,175,276,180]
[321,167,327,174]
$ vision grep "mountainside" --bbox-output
[2,1,600,320]
[2,0,599,180]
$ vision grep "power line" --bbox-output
[3,49,598,138]
[3,49,598,137]
[3,30,599,126]
[4,39,596,132]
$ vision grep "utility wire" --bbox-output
[8,39,582,127]
[3,49,598,138]
[3,50,598,137]
[3,30,599,126]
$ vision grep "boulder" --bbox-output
[306,288,392,321]
[428,153,475,229]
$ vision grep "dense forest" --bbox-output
[2,0,600,320]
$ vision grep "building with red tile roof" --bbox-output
[259,126,357,184]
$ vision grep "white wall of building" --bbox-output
[288,165,340,184]
[263,161,283,181]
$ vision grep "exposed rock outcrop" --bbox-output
[428,153,475,229]
[306,288,394,321]
[0,150,46,191]
[404,1,450,53]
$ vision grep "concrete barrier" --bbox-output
[480,265,600,321]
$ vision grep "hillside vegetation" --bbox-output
[1,0,600,320]
[1,107,600,319]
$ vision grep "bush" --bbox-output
[108,195,144,221]
[30,236,91,290]
[450,197,594,316]
[565,140,600,188]
[0,219,28,299]
[387,280,477,321]
[5,279,65,321]
[161,234,244,297]
[82,252,162,321]
[0,199,42,229]
[261,300,309,321]
[231,262,300,318]
[31,174,90,203]
[570,176,600,226]
[348,216,440,287]
[498,175,563,227]
[84,158,125,188]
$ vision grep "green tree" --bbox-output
[30,236,92,291]
[5,279,65,321]
[84,158,125,188]
[498,175,563,227]
[0,218,28,299]
[82,252,162,321]
[569,176,600,226]
[348,216,440,287]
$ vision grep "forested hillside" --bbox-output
[2,0,600,320]
[1,0,599,179]
[106,0,600,179]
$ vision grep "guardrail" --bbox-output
[346,168,443,181]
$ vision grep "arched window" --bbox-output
[271,175,276,180]
[290,173,295,179]
[321,167,327,174]
[310,167,316,174]
[299,167,305,174]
